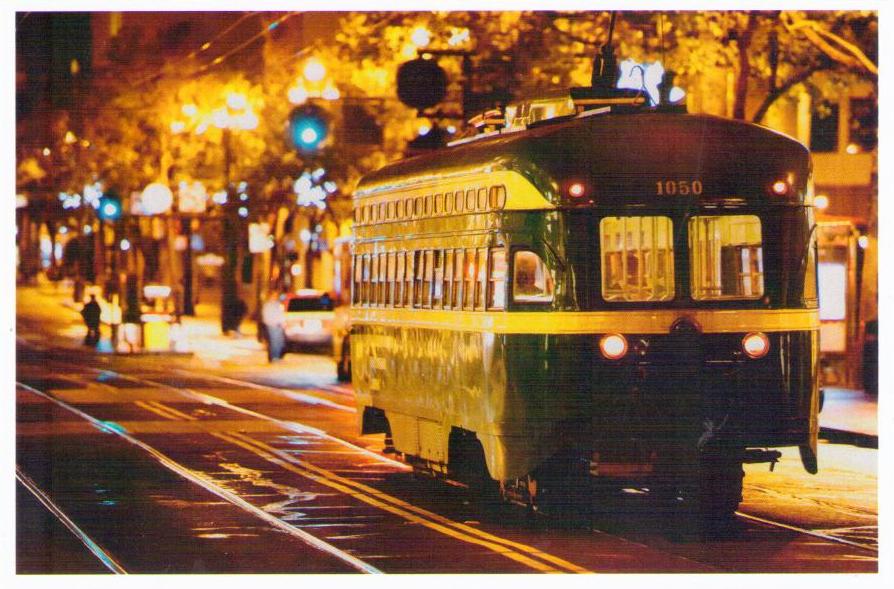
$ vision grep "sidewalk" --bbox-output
[20,276,264,362]
[17,276,878,441]
[819,387,878,445]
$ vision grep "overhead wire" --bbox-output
[129,11,263,90]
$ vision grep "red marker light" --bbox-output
[568,182,586,198]
[600,333,628,360]
[771,180,789,196]
[742,332,769,359]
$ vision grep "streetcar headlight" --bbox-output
[599,333,628,360]
[742,332,769,359]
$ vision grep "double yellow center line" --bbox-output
[136,399,590,573]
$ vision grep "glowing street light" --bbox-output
[303,58,326,82]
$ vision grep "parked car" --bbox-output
[279,289,336,355]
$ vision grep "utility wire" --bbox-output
[129,11,261,90]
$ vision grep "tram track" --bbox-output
[16,340,877,570]
[16,381,384,574]
[16,373,592,573]
[15,465,128,574]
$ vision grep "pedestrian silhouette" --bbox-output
[80,294,102,346]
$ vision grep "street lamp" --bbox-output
[175,90,258,333]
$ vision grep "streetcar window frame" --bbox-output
[599,215,675,303]
[688,214,764,301]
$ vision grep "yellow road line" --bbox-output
[220,431,591,573]
[143,399,591,573]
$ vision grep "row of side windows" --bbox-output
[353,185,507,226]
[352,248,508,311]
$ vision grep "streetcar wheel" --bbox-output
[448,430,500,505]
[654,447,743,528]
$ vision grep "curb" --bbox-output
[819,427,878,449]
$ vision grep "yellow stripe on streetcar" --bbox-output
[349,308,820,334]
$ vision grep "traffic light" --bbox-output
[98,193,122,221]
[397,58,447,110]
[288,104,330,153]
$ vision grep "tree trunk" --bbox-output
[733,13,757,120]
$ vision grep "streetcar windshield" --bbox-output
[689,215,764,300]
[600,216,675,302]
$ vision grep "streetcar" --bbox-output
[346,70,820,523]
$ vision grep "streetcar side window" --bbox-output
[600,216,675,302]
[689,215,764,300]
[361,254,370,306]
[414,251,425,308]
[446,250,456,308]
[423,250,434,308]
[454,250,466,308]
[405,251,415,307]
[488,248,507,310]
[474,247,488,310]
[387,252,397,307]
[512,250,554,304]
[433,250,445,308]
[395,251,406,308]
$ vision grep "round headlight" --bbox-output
[600,333,628,360]
[742,332,770,359]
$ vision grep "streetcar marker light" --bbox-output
[771,180,789,196]
[568,182,586,198]
[742,332,769,359]
[600,334,628,360]
[814,194,829,210]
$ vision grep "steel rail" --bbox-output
[16,381,384,574]
[15,466,128,574]
[26,363,592,572]
[735,511,878,553]
[93,374,593,573]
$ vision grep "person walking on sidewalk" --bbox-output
[80,294,102,346]
[261,294,286,362]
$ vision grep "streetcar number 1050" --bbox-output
[656,180,703,196]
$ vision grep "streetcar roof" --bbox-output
[354,111,810,207]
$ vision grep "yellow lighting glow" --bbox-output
[846,143,860,155]
[411,26,431,47]
[182,104,198,117]
[401,43,417,59]
[212,107,230,129]
[43,148,51,156]
[448,28,470,46]
[288,85,309,105]
[814,194,829,210]
[170,121,186,134]
[226,92,247,110]
[858,235,869,249]
[304,58,326,82]
[64,131,77,144]
[322,84,340,100]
